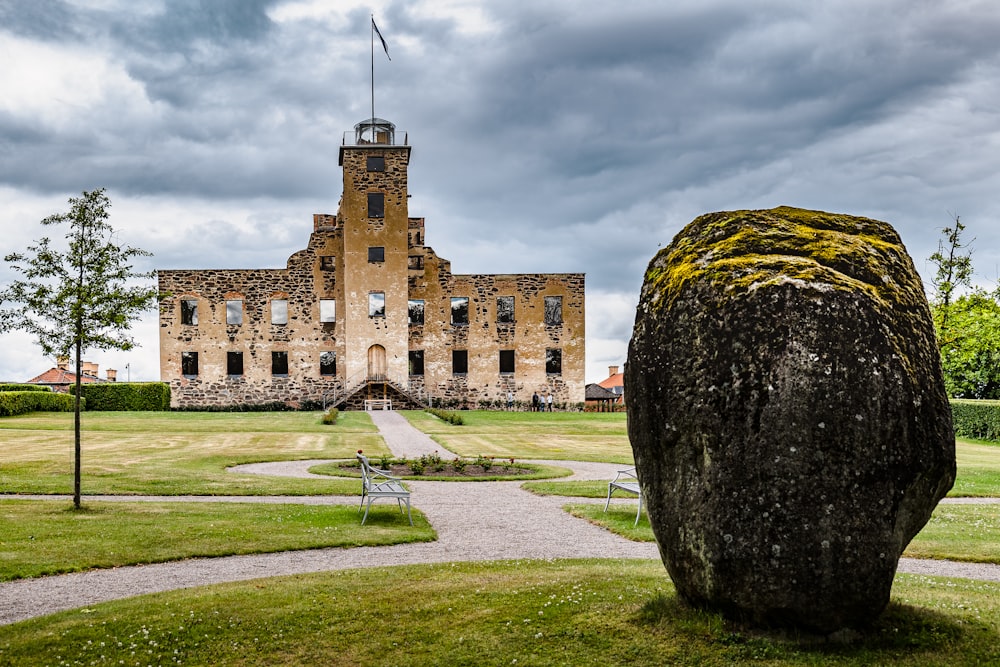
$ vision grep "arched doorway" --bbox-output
[367,345,387,382]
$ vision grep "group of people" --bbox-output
[502,391,555,411]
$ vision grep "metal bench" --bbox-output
[357,453,412,525]
[364,399,392,411]
[604,467,643,526]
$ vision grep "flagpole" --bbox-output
[371,14,375,134]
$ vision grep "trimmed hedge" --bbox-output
[0,384,52,393]
[71,383,171,411]
[951,399,1000,442]
[425,407,464,425]
[0,391,78,417]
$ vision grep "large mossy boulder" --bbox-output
[626,206,955,633]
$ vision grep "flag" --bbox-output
[372,18,391,61]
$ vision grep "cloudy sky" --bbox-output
[1,0,999,384]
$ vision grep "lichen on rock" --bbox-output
[626,206,955,633]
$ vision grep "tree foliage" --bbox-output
[0,189,158,507]
[928,217,1000,398]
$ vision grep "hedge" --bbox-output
[71,383,171,411]
[0,384,52,393]
[425,407,464,425]
[0,391,78,417]
[951,399,1000,442]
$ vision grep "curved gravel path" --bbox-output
[2,410,999,627]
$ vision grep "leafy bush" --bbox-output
[173,401,296,412]
[321,408,339,425]
[0,384,52,393]
[951,399,1000,441]
[72,383,170,411]
[0,391,78,416]
[425,408,464,425]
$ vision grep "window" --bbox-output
[368,246,385,263]
[499,350,515,375]
[368,192,384,218]
[272,351,289,376]
[546,348,562,375]
[451,297,469,325]
[226,299,243,325]
[544,296,563,325]
[408,299,425,325]
[320,255,335,271]
[367,155,385,172]
[320,351,336,376]
[271,299,288,325]
[369,292,385,318]
[320,299,336,323]
[227,351,243,376]
[409,350,424,376]
[497,296,514,323]
[452,350,468,375]
[180,299,198,325]
[181,351,198,377]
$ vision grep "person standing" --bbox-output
[507,391,514,411]
[531,392,539,412]
[546,392,554,411]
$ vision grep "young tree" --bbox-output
[928,215,973,351]
[0,189,158,508]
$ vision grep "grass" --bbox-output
[565,503,1000,565]
[0,499,434,582]
[401,410,633,464]
[0,411,386,495]
[1,559,998,666]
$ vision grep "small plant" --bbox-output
[452,457,467,473]
[321,408,339,425]
[409,458,425,475]
[378,453,392,469]
[475,455,494,471]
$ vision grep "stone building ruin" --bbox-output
[158,119,585,409]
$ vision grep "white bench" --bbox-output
[357,453,412,525]
[364,399,392,411]
[604,467,643,526]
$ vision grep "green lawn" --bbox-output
[566,503,1000,565]
[0,411,387,495]
[401,409,633,464]
[2,560,998,666]
[0,499,433,581]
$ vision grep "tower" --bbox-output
[337,118,411,391]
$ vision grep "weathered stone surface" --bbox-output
[626,206,955,633]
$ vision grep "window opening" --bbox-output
[369,292,386,318]
[544,296,563,325]
[226,299,243,325]
[227,351,243,376]
[320,351,336,376]
[272,351,289,376]
[497,296,514,323]
[452,350,468,375]
[367,155,385,172]
[181,351,198,377]
[368,192,384,219]
[181,299,198,325]
[408,299,425,325]
[546,348,563,375]
[409,350,425,376]
[271,299,288,325]
[368,246,385,262]
[320,299,336,323]
[451,297,469,325]
[499,350,515,374]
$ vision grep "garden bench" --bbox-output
[364,398,392,411]
[357,453,412,525]
[604,467,643,526]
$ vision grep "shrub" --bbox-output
[425,408,464,425]
[72,383,170,411]
[0,391,78,417]
[951,399,1000,442]
[321,408,339,425]
[0,384,51,392]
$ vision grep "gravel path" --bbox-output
[2,411,999,627]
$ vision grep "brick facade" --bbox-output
[158,119,585,409]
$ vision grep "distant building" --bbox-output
[25,358,116,393]
[158,118,586,409]
[597,364,625,408]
